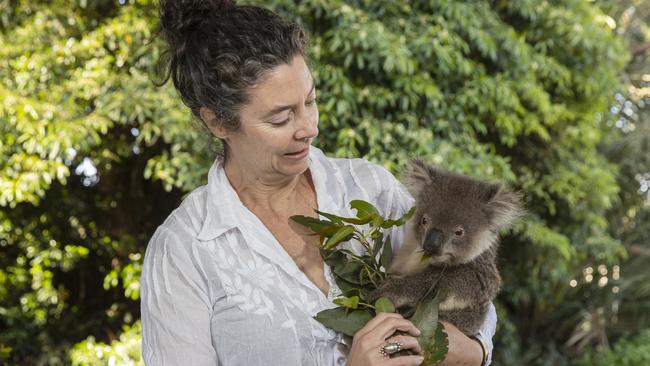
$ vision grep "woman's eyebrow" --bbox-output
[261,79,316,120]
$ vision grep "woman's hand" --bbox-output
[437,322,484,366]
[347,312,425,366]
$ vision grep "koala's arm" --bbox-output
[367,267,443,313]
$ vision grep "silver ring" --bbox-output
[379,341,402,358]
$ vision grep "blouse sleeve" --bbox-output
[373,164,497,364]
[474,302,497,366]
[140,225,219,366]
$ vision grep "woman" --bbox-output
[140,1,496,365]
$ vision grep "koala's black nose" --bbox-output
[423,228,444,255]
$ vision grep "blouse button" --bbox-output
[337,356,346,365]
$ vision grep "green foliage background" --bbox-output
[1,0,649,364]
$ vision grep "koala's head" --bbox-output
[392,159,523,273]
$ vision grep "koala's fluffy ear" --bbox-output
[480,182,524,229]
[403,158,436,195]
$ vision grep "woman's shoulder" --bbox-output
[148,184,211,249]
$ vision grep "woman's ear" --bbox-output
[200,106,229,140]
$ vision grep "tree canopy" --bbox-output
[1,0,648,365]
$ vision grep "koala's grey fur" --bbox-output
[369,159,523,335]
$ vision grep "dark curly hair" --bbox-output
[157,0,308,132]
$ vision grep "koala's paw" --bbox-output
[367,278,420,316]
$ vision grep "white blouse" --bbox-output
[140,146,496,365]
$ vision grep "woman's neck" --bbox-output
[224,161,313,214]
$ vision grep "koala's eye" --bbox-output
[420,215,429,226]
[454,226,464,236]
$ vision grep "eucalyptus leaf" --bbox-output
[420,253,432,264]
[333,274,360,294]
[410,289,449,364]
[359,266,373,286]
[290,215,342,236]
[371,214,385,228]
[381,206,416,228]
[321,249,346,268]
[314,307,373,337]
[333,295,359,309]
[332,259,363,285]
[424,322,450,365]
[350,200,380,219]
[323,225,355,249]
[317,212,375,225]
[374,297,396,314]
[338,216,374,225]
[372,231,384,258]
[314,210,344,224]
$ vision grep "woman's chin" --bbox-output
[274,158,311,178]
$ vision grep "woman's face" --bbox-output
[217,55,319,181]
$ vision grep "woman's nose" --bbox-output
[295,111,319,141]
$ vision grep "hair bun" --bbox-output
[159,0,236,36]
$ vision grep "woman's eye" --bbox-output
[272,119,289,126]
[305,98,317,107]
[271,111,293,126]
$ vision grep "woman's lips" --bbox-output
[284,147,309,160]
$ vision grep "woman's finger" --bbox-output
[372,317,421,340]
[354,312,405,339]
[385,334,422,355]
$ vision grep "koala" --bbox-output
[369,159,523,335]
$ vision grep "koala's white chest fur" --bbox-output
[438,294,471,311]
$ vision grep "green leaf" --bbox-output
[410,289,449,364]
[425,322,450,365]
[314,210,344,224]
[381,206,416,228]
[316,209,374,225]
[333,275,360,294]
[323,250,365,292]
[372,231,384,258]
[374,297,396,314]
[332,258,364,285]
[350,199,380,219]
[323,225,355,249]
[371,214,385,228]
[340,216,374,225]
[358,265,375,285]
[290,215,342,236]
[321,248,346,267]
[314,307,374,337]
[333,295,360,309]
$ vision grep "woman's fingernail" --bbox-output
[414,356,424,364]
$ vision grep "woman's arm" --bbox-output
[437,302,496,366]
[140,226,218,365]
[438,321,483,366]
